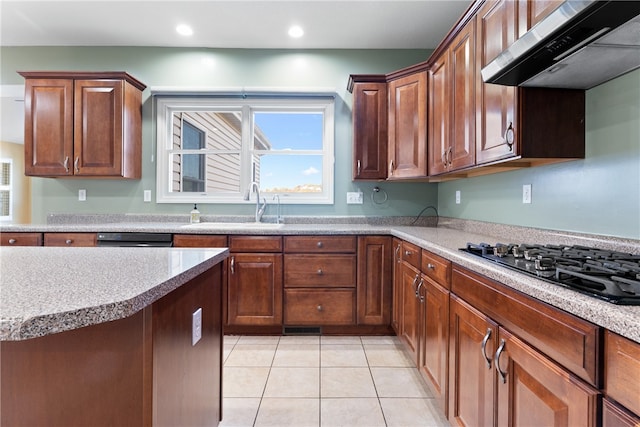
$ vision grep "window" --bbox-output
[156,95,335,204]
[0,159,12,220]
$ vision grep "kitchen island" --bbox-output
[0,246,228,426]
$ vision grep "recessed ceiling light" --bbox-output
[176,24,193,36]
[288,25,304,38]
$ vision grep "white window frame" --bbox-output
[155,95,335,204]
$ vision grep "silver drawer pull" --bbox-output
[8,239,17,244]
[317,269,323,275]
[317,241,323,248]
[65,239,73,245]
[405,250,412,256]
[317,305,323,312]
[427,263,435,270]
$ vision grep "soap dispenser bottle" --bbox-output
[190,204,201,223]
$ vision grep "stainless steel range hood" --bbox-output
[481,1,640,89]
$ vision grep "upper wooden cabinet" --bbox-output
[387,70,428,180]
[517,0,563,37]
[475,0,585,168]
[428,18,476,176]
[19,71,146,179]
[349,77,388,180]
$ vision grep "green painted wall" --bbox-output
[1,47,438,223]
[2,47,638,239]
[439,69,640,239]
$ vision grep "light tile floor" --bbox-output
[220,335,450,427]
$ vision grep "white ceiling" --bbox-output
[0,1,471,144]
[0,1,470,49]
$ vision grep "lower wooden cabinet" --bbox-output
[448,294,599,427]
[604,331,640,420]
[603,398,640,427]
[226,236,283,328]
[284,289,355,325]
[356,236,392,325]
[44,232,96,246]
[0,232,43,246]
[227,252,283,327]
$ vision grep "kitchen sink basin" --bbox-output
[180,222,284,230]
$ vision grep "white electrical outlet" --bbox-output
[455,190,461,204]
[192,308,202,346]
[143,190,152,202]
[346,191,364,204]
[78,189,86,201]
[523,184,532,204]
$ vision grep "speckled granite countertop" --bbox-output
[0,247,228,341]
[2,215,639,343]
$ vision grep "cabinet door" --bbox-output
[74,79,124,176]
[475,0,518,165]
[496,328,599,427]
[428,52,449,176]
[388,72,427,179]
[448,295,497,427]
[418,277,450,415]
[449,19,476,171]
[24,79,74,176]
[352,82,388,180]
[227,253,283,326]
[357,236,392,325]
[391,238,403,334]
[517,0,563,37]
[400,261,421,364]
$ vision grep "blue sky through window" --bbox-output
[254,112,324,192]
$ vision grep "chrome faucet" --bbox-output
[272,194,283,224]
[244,182,267,222]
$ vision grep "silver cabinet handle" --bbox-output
[357,160,361,176]
[441,151,447,166]
[230,256,235,274]
[65,239,73,245]
[74,157,80,173]
[416,278,425,302]
[8,239,17,245]
[317,241,323,248]
[481,328,492,369]
[503,122,514,150]
[427,263,435,270]
[411,273,420,294]
[317,268,323,275]
[448,146,453,166]
[317,305,323,312]
[495,339,507,384]
[395,244,401,263]
[63,156,70,173]
[389,160,394,176]
[405,250,412,256]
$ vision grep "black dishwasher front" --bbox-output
[97,232,173,247]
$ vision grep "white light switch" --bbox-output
[455,190,461,204]
[143,190,151,202]
[78,189,86,201]
[346,191,363,204]
[192,308,202,346]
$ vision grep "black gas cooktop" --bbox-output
[461,243,640,305]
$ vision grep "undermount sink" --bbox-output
[181,222,284,230]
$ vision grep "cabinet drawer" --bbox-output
[1,232,43,246]
[284,236,357,253]
[284,254,356,287]
[284,289,355,325]
[401,241,421,269]
[229,235,282,252]
[605,331,640,415]
[173,234,227,248]
[44,233,96,247]
[421,250,451,289]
